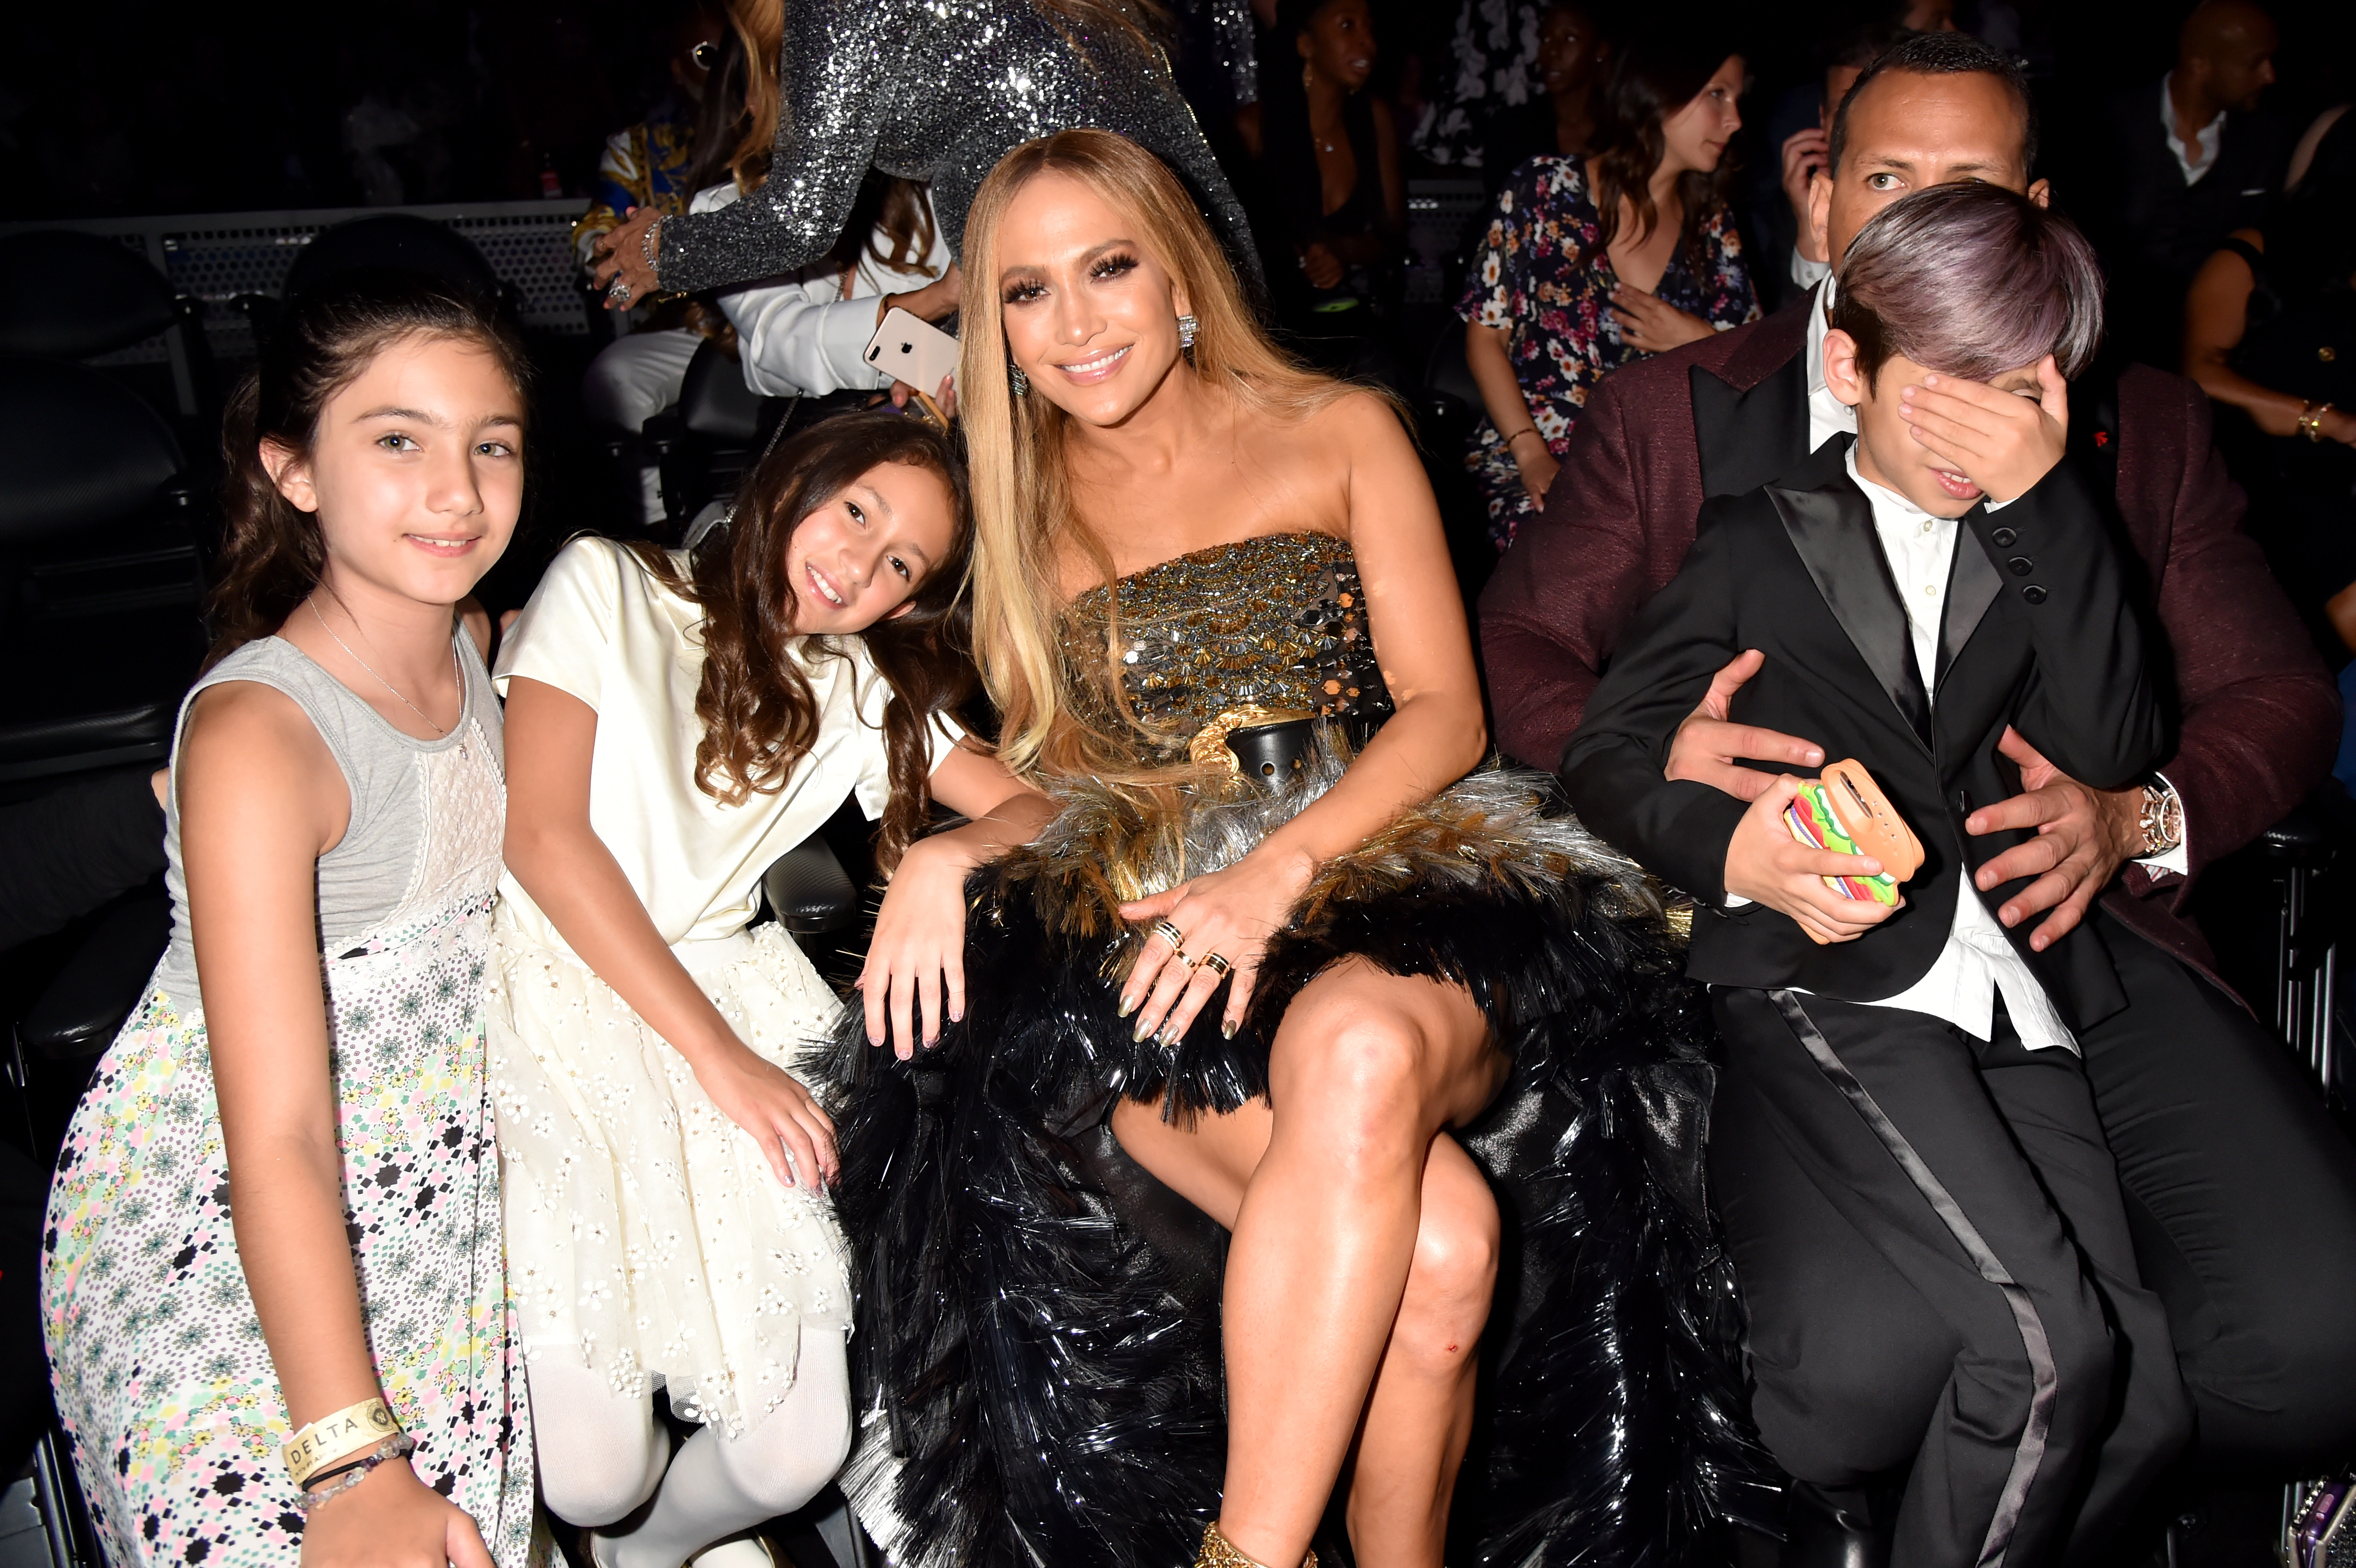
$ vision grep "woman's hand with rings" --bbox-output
[689,1042,838,1189]
[590,206,663,310]
[1115,846,1317,1044]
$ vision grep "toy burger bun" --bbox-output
[1818,759,1924,882]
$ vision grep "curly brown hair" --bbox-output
[628,411,975,874]
[205,271,530,672]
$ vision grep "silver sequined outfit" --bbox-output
[654,0,1258,293]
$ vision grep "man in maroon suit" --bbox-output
[1481,30,2356,1563]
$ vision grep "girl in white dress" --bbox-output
[488,411,1051,1568]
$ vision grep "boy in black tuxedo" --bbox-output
[1563,181,2191,1568]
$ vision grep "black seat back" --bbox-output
[0,231,178,360]
[0,358,185,549]
[677,337,766,444]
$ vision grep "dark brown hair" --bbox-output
[1588,28,1739,275]
[627,411,975,874]
[206,271,530,673]
[1831,181,2104,386]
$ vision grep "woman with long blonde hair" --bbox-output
[826,129,1771,1568]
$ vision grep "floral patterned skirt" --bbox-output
[41,895,542,1567]
[486,916,851,1440]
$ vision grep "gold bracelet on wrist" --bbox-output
[284,1397,403,1490]
[2298,401,2335,442]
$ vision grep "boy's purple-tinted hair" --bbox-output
[1831,182,2105,386]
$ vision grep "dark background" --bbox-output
[9,0,2350,222]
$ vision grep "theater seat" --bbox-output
[17,890,171,1063]
[0,703,178,785]
[762,837,859,938]
[0,359,186,549]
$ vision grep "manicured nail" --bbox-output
[1221,1020,1238,1040]
[1117,994,1137,1018]
[1133,1015,1153,1042]
[1159,1021,1183,1046]
[950,1007,963,1023]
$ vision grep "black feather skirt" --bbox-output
[819,747,1780,1566]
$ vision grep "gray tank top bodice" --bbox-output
[152,632,505,1015]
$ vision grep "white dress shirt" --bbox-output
[1728,290,2189,1048]
[2161,72,2222,186]
[1837,447,2082,1053]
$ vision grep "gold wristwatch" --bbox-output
[2137,780,2184,858]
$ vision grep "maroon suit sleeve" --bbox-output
[1478,373,1687,769]
[2120,371,2339,908]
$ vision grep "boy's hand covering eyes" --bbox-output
[1723,774,1902,945]
[1896,356,2069,505]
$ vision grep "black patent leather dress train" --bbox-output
[823,533,1778,1567]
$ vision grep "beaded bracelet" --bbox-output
[296,1433,415,1514]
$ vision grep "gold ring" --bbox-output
[1151,919,1186,951]
[1198,952,1233,978]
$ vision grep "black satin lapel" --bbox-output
[1938,521,2003,689]
[1766,483,1933,748]
[1692,355,1811,499]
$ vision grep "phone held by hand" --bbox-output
[864,308,959,400]
[1782,758,1926,945]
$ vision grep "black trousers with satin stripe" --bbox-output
[1710,987,2193,1568]
[2075,912,2356,1474]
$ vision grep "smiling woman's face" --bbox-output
[1297,0,1377,92]
[994,171,1193,431]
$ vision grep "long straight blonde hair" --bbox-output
[959,129,1358,783]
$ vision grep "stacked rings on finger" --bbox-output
[1151,919,1186,950]
[1198,953,1233,979]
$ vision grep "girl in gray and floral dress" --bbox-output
[43,276,544,1568]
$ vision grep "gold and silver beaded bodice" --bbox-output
[1059,531,1394,767]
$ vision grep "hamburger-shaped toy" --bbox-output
[1782,759,1926,944]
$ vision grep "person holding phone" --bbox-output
[1562,184,2191,1565]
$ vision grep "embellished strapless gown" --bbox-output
[825,533,1776,1566]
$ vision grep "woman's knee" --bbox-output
[1270,997,1436,1159]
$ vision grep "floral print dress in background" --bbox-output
[1457,155,1758,549]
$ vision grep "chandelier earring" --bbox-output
[1177,313,1198,352]
[1009,360,1030,397]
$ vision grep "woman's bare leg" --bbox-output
[1345,1136,1497,1562]
[1111,959,1502,1567]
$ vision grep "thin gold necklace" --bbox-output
[308,599,454,737]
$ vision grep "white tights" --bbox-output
[527,1337,853,1568]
